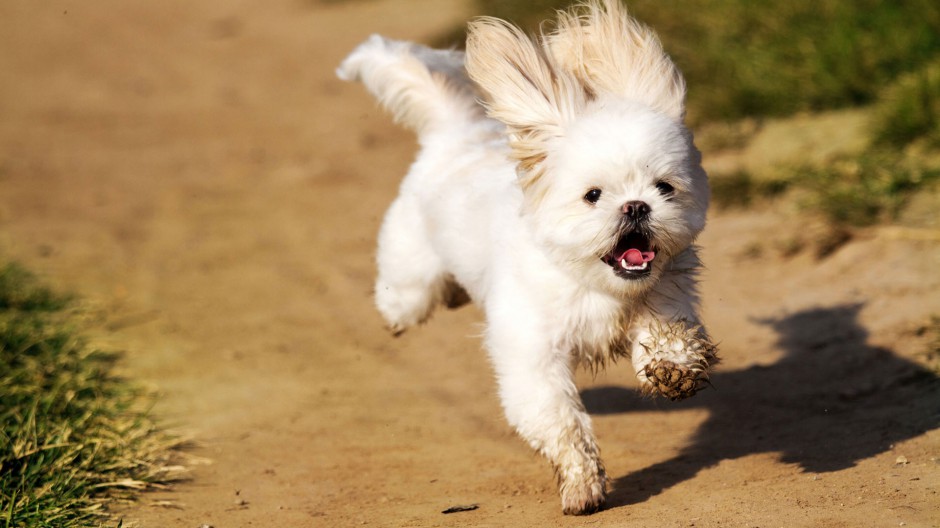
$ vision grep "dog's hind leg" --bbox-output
[374,195,449,335]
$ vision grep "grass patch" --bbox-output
[795,153,940,227]
[709,152,938,259]
[710,171,790,210]
[872,58,940,149]
[0,263,180,527]
[0,264,71,312]
[711,153,939,227]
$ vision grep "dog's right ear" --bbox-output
[465,18,587,185]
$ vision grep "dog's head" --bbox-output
[465,0,708,295]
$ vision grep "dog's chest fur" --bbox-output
[550,288,638,368]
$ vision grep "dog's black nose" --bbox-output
[622,200,651,221]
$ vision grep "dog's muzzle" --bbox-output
[601,201,656,279]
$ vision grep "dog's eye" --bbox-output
[656,181,675,196]
[584,188,602,204]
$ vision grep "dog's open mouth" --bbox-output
[602,230,656,279]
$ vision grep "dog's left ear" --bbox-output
[465,18,588,187]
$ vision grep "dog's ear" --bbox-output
[547,0,686,121]
[465,18,588,185]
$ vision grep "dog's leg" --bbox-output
[486,315,607,515]
[630,317,717,400]
[629,248,718,400]
[374,196,448,335]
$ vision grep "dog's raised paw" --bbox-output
[642,359,707,401]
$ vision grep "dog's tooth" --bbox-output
[620,260,651,272]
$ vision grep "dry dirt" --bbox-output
[1,1,939,527]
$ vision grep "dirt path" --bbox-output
[1,1,938,527]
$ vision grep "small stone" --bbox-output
[442,504,479,514]
[895,455,909,465]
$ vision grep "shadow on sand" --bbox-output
[580,304,940,509]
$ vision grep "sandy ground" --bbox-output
[1,1,939,526]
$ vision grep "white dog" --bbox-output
[338,0,717,515]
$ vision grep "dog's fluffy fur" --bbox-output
[338,0,717,515]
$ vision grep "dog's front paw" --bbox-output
[641,358,708,400]
[635,321,718,400]
[558,469,607,515]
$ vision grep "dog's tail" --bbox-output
[337,35,482,136]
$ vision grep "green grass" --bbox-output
[0,264,71,312]
[710,153,940,228]
[796,153,940,227]
[710,171,790,210]
[872,58,940,149]
[0,263,180,528]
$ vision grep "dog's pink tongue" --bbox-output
[622,249,655,265]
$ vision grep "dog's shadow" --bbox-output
[580,304,940,509]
